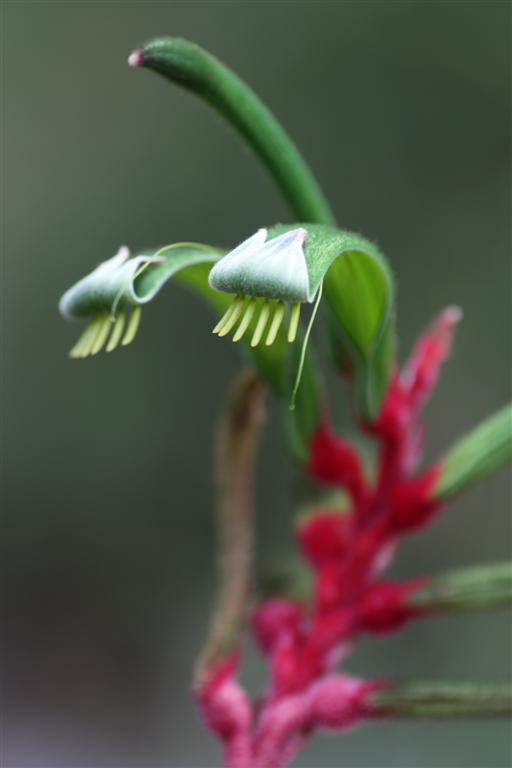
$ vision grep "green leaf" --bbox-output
[410,562,512,614]
[434,403,512,499]
[370,681,512,719]
[269,223,395,419]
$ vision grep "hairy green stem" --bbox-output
[195,370,265,685]
[130,37,335,226]
[369,682,512,719]
[410,562,512,614]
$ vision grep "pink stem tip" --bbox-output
[128,48,144,68]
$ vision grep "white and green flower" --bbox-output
[208,227,315,348]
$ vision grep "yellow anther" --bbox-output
[250,301,271,348]
[91,316,112,355]
[265,302,285,346]
[106,312,126,352]
[213,302,236,334]
[69,323,93,358]
[288,302,301,343]
[217,297,245,337]
[233,298,256,342]
[121,306,141,346]
[75,317,103,358]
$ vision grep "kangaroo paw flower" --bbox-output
[60,246,161,359]
[208,228,313,348]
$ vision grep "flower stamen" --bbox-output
[69,317,103,359]
[265,302,285,346]
[68,306,143,359]
[106,312,126,352]
[288,302,301,343]
[233,299,256,343]
[122,306,142,346]
[250,301,271,348]
[216,297,245,337]
[91,315,113,356]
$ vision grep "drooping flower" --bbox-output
[59,246,162,358]
[208,227,314,348]
[208,222,395,418]
[59,243,220,359]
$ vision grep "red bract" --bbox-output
[197,308,462,768]
[307,424,367,512]
[297,510,355,566]
[360,579,426,633]
[390,466,441,532]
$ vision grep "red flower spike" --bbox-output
[271,644,305,697]
[305,609,356,666]
[297,510,355,567]
[252,598,303,656]
[360,579,426,633]
[366,308,460,485]
[391,465,441,532]
[402,306,462,412]
[315,562,344,611]
[366,372,408,446]
[196,309,463,767]
[307,423,367,512]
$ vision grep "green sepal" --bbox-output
[434,403,512,499]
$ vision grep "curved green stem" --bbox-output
[130,38,335,226]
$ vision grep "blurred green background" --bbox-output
[3,2,511,766]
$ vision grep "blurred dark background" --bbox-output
[3,2,511,766]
